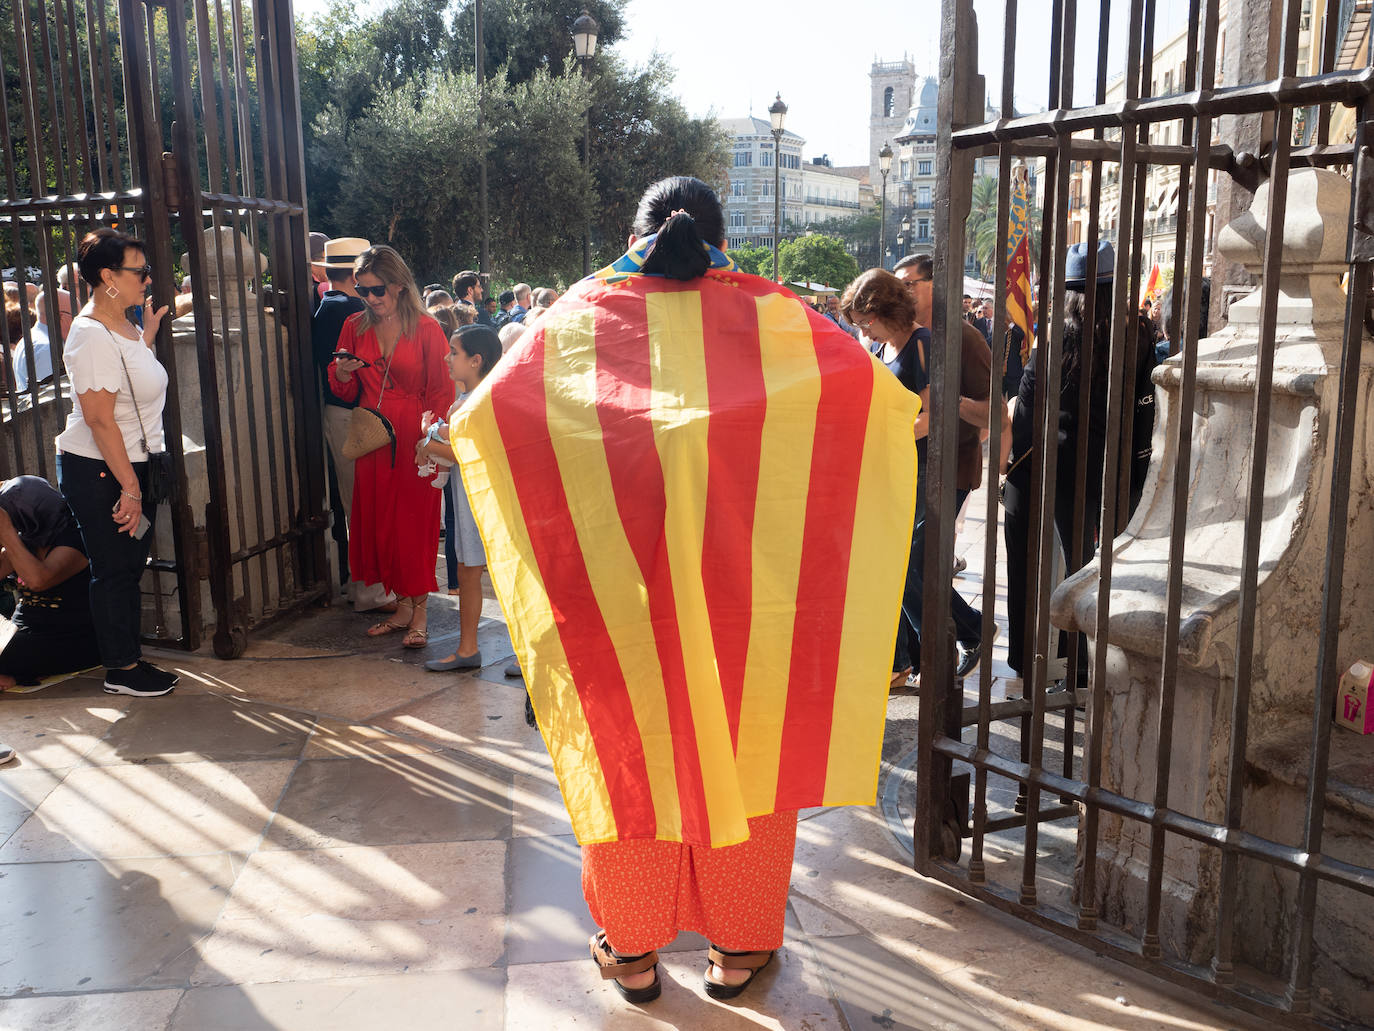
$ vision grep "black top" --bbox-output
[11,523,93,634]
[311,291,367,409]
[1007,318,1157,530]
[872,328,931,397]
[874,328,932,511]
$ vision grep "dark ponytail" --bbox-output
[632,176,726,282]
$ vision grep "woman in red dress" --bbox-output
[328,245,451,647]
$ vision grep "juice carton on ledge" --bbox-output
[1335,661,1374,735]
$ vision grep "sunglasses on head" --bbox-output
[355,283,389,298]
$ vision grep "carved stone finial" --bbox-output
[1215,168,1351,325]
[180,227,268,290]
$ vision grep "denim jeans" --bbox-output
[56,452,152,669]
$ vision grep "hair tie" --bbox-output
[666,208,693,222]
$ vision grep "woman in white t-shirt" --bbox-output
[54,228,177,698]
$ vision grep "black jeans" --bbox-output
[893,487,983,673]
[57,452,153,669]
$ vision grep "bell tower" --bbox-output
[870,56,916,184]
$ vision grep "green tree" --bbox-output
[328,66,593,285]
[777,234,860,293]
[730,246,773,278]
[964,174,1043,280]
[295,0,727,285]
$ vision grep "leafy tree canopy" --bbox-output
[777,234,860,294]
[729,245,773,279]
[296,0,727,286]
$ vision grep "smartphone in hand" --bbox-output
[332,351,371,367]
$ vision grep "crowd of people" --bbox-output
[0,175,1161,1009]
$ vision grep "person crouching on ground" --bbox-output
[0,476,102,694]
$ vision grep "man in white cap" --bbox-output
[311,236,393,612]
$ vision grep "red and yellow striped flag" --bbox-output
[1006,169,1036,365]
[1142,262,1161,303]
[452,269,919,848]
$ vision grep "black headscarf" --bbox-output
[0,476,78,553]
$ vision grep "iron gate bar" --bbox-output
[1215,0,1304,989]
[923,0,1374,1022]
[1076,0,1113,935]
[164,0,240,653]
[268,0,329,604]
[233,0,287,618]
[932,734,1374,895]
[951,68,1374,145]
[1289,155,1374,1014]
[967,0,1018,885]
[252,0,304,562]
[1144,0,1217,964]
[120,0,201,649]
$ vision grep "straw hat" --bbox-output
[316,237,371,270]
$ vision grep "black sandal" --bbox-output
[703,944,775,1000]
[589,930,661,1003]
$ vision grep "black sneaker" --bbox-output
[955,640,982,679]
[138,661,180,688]
[103,664,176,697]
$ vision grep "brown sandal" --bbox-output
[590,930,661,1003]
[402,598,428,649]
[703,944,774,1000]
[367,619,408,637]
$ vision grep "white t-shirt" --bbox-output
[55,314,168,461]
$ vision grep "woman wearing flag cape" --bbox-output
[452,177,920,1004]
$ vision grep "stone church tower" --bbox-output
[870,56,916,185]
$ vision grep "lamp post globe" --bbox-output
[572,10,600,275]
[878,141,893,269]
[572,9,599,59]
[768,92,788,282]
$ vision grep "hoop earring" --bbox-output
[105,285,119,299]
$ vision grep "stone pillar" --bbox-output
[1051,168,1374,1017]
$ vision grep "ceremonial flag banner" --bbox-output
[453,254,919,848]
[1006,173,1036,365]
[1142,263,1161,303]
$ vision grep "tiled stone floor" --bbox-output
[0,553,1273,1029]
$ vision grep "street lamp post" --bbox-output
[768,93,788,282]
[476,0,488,275]
[878,142,892,269]
[573,10,600,277]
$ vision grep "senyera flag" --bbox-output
[452,260,919,848]
[1006,169,1036,365]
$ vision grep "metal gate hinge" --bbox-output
[161,152,181,211]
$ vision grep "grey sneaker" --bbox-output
[0,742,14,765]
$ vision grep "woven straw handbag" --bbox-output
[340,352,397,464]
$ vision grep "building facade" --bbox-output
[720,119,865,253]
[719,116,805,252]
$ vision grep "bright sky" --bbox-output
[292,0,1195,166]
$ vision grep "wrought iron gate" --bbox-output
[0,0,328,657]
[920,0,1374,1026]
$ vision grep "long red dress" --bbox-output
[328,313,452,598]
